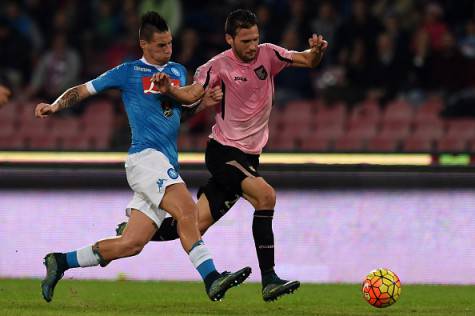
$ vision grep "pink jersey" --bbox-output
[193,43,294,154]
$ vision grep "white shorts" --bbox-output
[125,148,184,228]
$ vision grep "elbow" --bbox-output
[77,84,92,99]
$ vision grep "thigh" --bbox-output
[126,149,184,207]
[159,182,197,220]
[205,139,260,195]
[198,177,241,222]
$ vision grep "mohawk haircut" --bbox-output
[225,9,258,37]
[139,11,169,41]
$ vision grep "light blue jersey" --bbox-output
[86,57,187,170]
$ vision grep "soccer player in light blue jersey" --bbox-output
[35,12,251,303]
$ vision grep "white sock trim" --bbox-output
[76,245,100,267]
[188,244,212,268]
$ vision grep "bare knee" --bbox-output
[254,186,276,209]
[175,203,199,226]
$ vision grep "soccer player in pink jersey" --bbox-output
[116,9,327,301]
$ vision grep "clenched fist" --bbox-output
[35,103,58,118]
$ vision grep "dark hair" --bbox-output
[139,11,169,41]
[225,9,258,37]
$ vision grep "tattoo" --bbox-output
[55,87,81,110]
[92,242,110,267]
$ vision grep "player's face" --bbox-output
[141,31,173,65]
[228,25,259,62]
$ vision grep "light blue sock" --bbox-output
[189,240,218,279]
[196,259,217,279]
[65,251,80,268]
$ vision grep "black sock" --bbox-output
[55,253,69,271]
[262,269,278,286]
[252,210,275,278]
[151,217,179,241]
[204,271,221,292]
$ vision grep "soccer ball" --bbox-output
[362,268,401,308]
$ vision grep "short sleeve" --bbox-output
[262,43,294,76]
[176,64,188,86]
[193,59,219,89]
[87,63,128,94]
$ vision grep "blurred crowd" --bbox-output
[1,0,475,150]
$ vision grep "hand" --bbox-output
[308,34,328,57]
[35,103,58,118]
[150,72,172,94]
[201,86,223,108]
[0,85,11,106]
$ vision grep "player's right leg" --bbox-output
[241,177,301,301]
[41,209,156,302]
[204,139,300,301]
[160,182,251,301]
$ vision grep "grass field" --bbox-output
[1,279,474,316]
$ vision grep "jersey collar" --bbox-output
[140,57,169,71]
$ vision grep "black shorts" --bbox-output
[198,139,261,221]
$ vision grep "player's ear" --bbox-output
[225,34,233,46]
[139,39,147,49]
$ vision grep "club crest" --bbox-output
[161,100,173,118]
[254,65,268,80]
[167,167,178,179]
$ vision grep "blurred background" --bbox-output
[1,0,475,152]
[1,0,475,285]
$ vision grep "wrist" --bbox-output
[50,103,60,112]
[167,85,178,96]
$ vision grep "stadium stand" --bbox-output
[1,1,475,153]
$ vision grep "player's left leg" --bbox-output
[41,209,156,302]
[242,176,300,302]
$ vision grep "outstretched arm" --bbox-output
[35,84,91,118]
[291,34,328,68]
[151,73,205,104]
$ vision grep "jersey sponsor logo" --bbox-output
[170,67,180,76]
[254,65,268,80]
[142,77,180,94]
[134,66,152,72]
[234,76,248,81]
[167,167,178,179]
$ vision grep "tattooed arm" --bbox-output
[34,84,91,118]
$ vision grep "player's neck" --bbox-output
[230,49,254,64]
[142,55,168,67]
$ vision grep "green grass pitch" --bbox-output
[1,279,474,316]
